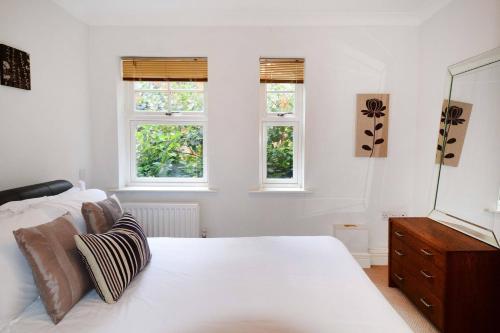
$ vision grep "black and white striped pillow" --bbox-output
[74,212,151,303]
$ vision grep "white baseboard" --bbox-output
[352,253,371,268]
[369,247,388,266]
[352,249,388,268]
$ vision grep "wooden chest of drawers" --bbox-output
[388,217,500,333]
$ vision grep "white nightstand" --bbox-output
[334,224,370,268]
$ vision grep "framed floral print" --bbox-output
[435,100,472,167]
[355,94,390,157]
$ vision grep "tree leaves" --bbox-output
[266,126,294,178]
[362,145,372,151]
[364,130,374,136]
[437,144,442,151]
[444,153,455,159]
[446,138,456,144]
[375,138,384,145]
[375,123,383,131]
[439,128,445,136]
[135,125,204,178]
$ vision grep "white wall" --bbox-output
[413,0,500,216]
[0,0,90,189]
[88,26,419,249]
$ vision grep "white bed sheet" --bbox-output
[2,236,411,333]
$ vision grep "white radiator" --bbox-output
[121,202,200,238]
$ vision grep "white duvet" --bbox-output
[3,236,410,333]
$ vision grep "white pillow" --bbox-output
[32,189,107,233]
[0,197,48,215]
[0,189,107,329]
[0,187,81,215]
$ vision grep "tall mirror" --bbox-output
[430,47,500,248]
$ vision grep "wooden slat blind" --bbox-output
[122,57,208,82]
[260,58,304,84]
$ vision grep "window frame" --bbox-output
[124,81,209,186]
[259,83,304,188]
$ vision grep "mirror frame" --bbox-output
[429,46,500,249]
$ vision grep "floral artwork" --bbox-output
[355,94,390,157]
[0,44,31,90]
[435,100,473,167]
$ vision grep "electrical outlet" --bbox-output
[78,168,86,181]
[382,211,408,219]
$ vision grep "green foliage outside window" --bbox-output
[135,125,203,178]
[267,126,294,178]
[134,81,204,112]
[266,83,296,113]
[171,91,203,112]
[135,91,168,112]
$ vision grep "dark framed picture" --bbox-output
[1,44,31,90]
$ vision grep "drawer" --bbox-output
[404,248,445,299]
[404,273,444,331]
[390,236,410,263]
[391,224,445,271]
[391,237,445,299]
[390,258,443,330]
[389,258,407,290]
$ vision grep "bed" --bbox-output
[0,181,411,333]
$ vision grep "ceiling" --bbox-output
[52,0,453,26]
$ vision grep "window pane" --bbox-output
[134,82,167,90]
[171,91,204,112]
[170,82,203,90]
[267,83,295,92]
[266,92,295,113]
[266,126,294,179]
[135,124,204,178]
[135,91,168,112]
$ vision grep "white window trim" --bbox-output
[259,84,304,189]
[124,82,209,187]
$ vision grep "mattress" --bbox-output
[2,236,411,333]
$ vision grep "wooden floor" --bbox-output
[364,266,439,333]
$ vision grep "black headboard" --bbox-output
[0,180,73,206]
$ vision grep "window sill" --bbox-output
[249,188,312,194]
[108,186,217,193]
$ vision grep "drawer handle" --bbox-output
[394,231,405,237]
[420,248,434,256]
[393,273,404,281]
[420,298,433,309]
[394,249,405,256]
[420,270,434,279]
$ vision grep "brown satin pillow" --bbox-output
[81,195,123,234]
[13,213,91,324]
